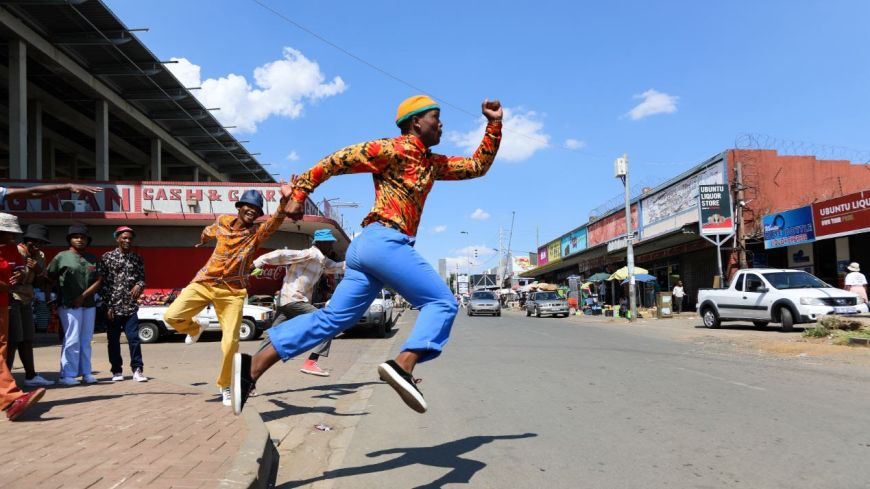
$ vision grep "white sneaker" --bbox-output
[83,374,99,384]
[133,369,148,382]
[112,373,125,382]
[57,377,80,386]
[185,319,209,345]
[24,374,53,387]
[221,387,232,406]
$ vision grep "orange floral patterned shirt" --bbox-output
[291,121,502,236]
[192,212,285,289]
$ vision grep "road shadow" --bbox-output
[259,381,380,400]
[258,398,368,421]
[278,432,537,488]
[692,323,804,333]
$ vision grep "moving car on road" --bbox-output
[467,290,501,317]
[526,291,570,318]
[696,268,869,331]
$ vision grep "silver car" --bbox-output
[467,291,501,317]
[525,291,569,318]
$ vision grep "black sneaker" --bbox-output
[232,353,256,416]
[377,360,427,413]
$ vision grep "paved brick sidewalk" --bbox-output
[0,378,259,489]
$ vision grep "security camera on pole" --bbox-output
[615,154,637,322]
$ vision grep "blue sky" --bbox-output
[107,0,870,273]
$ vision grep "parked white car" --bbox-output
[696,268,868,331]
[136,303,274,343]
[347,289,395,338]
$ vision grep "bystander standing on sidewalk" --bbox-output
[6,224,53,387]
[99,226,148,383]
[672,281,685,314]
[0,213,45,420]
[163,186,292,406]
[46,225,102,386]
[844,263,868,303]
[252,229,345,377]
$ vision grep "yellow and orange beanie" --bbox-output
[395,95,439,126]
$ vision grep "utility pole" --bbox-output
[615,154,637,322]
[735,160,748,269]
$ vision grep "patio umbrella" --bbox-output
[620,273,657,284]
[608,266,650,281]
[587,272,611,282]
[580,282,593,289]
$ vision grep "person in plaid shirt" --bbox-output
[99,226,147,383]
[164,186,292,406]
[232,96,503,415]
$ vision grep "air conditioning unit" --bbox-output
[60,200,88,212]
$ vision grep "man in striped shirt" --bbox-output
[252,229,344,376]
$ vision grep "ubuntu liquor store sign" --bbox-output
[812,190,870,239]
[0,181,319,216]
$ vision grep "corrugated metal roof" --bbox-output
[2,0,272,182]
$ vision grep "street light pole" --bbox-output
[615,154,637,322]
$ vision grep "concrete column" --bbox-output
[9,39,27,179]
[27,100,42,179]
[150,138,162,181]
[193,166,199,182]
[95,99,109,180]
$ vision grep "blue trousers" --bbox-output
[106,313,144,374]
[268,223,458,364]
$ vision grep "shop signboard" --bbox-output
[560,227,588,257]
[511,255,534,274]
[762,206,815,249]
[0,181,137,213]
[812,190,870,239]
[697,184,734,235]
[0,180,324,218]
[641,163,724,239]
[547,239,562,263]
[537,246,549,266]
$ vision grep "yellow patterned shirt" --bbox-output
[192,212,285,289]
[291,121,502,236]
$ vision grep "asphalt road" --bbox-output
[26,309,870,488]
[289,309,870,489]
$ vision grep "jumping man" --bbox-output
[164,187,291,406]
[232,95,503,414]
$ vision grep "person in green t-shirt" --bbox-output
[46,225,102,386]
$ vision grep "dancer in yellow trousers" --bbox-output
[164,186,291,406]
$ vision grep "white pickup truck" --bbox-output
[136,303,274,343]
[696,268,868,331]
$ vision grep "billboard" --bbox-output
[641,163,724,239]
[512,255,534,274]
[812,190,870,239]
[537,246,549,266]
[763,206,815,249]
[547,239,562,263]
[698,184,734,235]
[561,228,588,257]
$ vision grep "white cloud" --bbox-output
[443,244,497,272]
[626,89,678,120]
[433,225,448,233]
[470,208,490,220]
[446,107,549,162]
[286,151,300,161]
[167,47,346,134]
[564,138,586,150]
